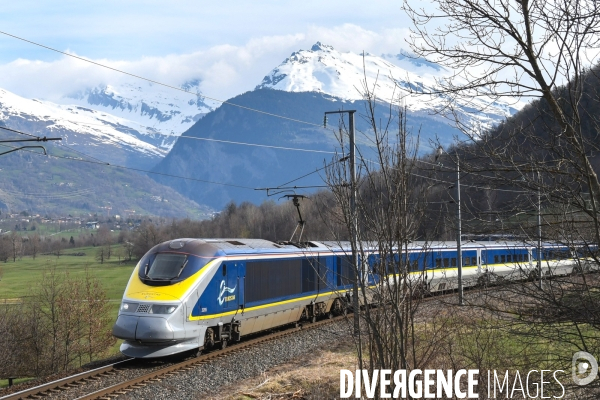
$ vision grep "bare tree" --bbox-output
[133,221,164,258]
[403,0,600,235]
[81,270,115,363]
[9,231,21,262]
[0,266,115,378]
[95,247,105,264]
[29,232,40,259]
[403,0,600,395]
[324,79,446,392]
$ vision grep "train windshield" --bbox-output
[146,253,188,280]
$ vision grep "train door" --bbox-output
[317,256,328,293]
[220,263,239,312]
[480,249,487,269]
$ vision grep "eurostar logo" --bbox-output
[217,280,236,305]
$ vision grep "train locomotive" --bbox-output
[112,238,588,358]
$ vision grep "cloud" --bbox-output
[0,25,412,104]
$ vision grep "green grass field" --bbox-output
[0,245,137,302]
[0,246,135,371]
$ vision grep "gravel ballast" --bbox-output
[117,320,351,400]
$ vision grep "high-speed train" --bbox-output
[112,238,589,358]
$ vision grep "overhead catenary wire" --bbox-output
[5,114,337,155]
[175,136,335,154]
[0,30,329,130]
[0,126,330,192]
[0,125,41,138]
[360,157,531,194]
[0,143,256,190]
[274,157,348,189]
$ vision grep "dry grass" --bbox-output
[205,338,357,400]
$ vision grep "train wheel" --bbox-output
[204,328,215,352]
[331,298,344,316]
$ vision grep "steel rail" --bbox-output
[0,359,133,400]
[75,316,345,400]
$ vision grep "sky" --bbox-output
[0,1,416,103]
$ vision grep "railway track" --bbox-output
[1,314,348,400]
[0,286,519,400]
[0,359,135,400]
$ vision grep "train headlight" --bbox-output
[149,304,178,314]
[120,302,138,312]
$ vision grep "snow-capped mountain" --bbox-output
[0,77,218,169]
[62,79,215,152]
[153,43,524,209]
[256,42,519,128]
[0,87,171,168]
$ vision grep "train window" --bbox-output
[463,257,470,266]
[444,258,450,268]
[222,264,227,276]
[451,258,457,267]
[302,259,317,292]
[501,255,506,263]
[146,253,188,280]
[507,255,511,263]
[436,259,441,268]
[494,255,499,264]
[472,257,478,265]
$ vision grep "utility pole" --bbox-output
[324,110,359,335]
[456,156,464,306]
[537,171,543,289]
[437,146,463,306]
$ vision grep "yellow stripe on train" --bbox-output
[125,259,220,301]
[189,290,343,321]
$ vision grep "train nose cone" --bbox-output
[112,315,176,341]
[112,315,138,340]
[135,316,175,341]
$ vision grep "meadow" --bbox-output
[0,246,137,388]
[0,245,137,302]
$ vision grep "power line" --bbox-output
[175,135,336,154]
[0,143,256,190]
[360,157,531,194]
[0,30,327,130]
[0,125,39,138]
[57,142,109,165]
[272,156,349,189]
[48,117,336,154]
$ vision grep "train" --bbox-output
[112,238,593,358]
